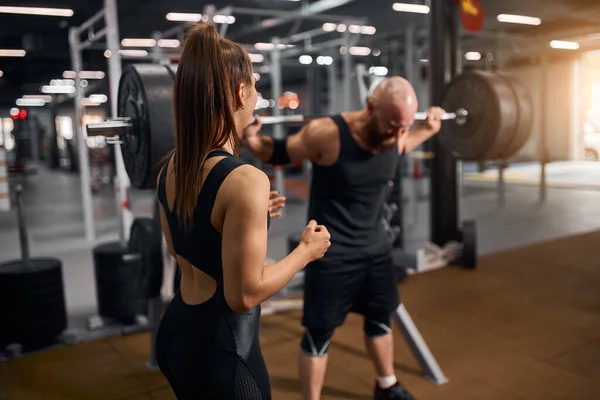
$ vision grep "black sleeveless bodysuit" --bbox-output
[155,150,271,400]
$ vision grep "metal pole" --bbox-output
[539,54,548,204]
[450,2,463,224]
[342,31,352,111]
[15,185,31,268]
[404,26,416,82]
[270,37,286,200]
[429,0,459,246]
[105,0,132,245]
[151,31,165,64]
[327,53,339,114]
[69,28,96,243]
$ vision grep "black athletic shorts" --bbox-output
[302,246,400,331]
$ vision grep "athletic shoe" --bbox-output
[373,381,416,400]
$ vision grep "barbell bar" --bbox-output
[84,64,534,190]
[87,107,469,138]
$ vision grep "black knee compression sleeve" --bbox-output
[364,317,392,338]
[300,328,334,357]
[267,138,290,165]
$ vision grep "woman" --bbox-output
[155,22,331,400]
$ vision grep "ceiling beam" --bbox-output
[229,0,358,39]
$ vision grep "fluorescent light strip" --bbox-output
[166,12,202,22]
[497,14,541,26]
[392,3,430,14]
[0,6,73,17]
[118,49,149,57]
[16,98,46,107]
[165,12,235,24]
[0,49,26,57]
[299,55,313,65]
[22,95,53,102]
[41,85,76,94]
[248,53,264,63]
[465,51,482,61]
[348,46,371,56]
[550,40,579,50]
[121,38,157,47]
[158,39,180,48]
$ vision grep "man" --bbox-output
[241,77,444,400]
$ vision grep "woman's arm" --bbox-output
[220,166,312,312]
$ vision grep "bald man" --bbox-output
[242,77,445,400]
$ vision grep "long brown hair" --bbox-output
[171,23,253,228]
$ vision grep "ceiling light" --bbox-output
[41,85,76,94]
[348,46,371,56]
[121,38,156,47]
[349,25,361,34]
[104,50,112,58]
[0,70,3,77]
[253,73,261,81]
[392,3,430,14]
[465,51,482,61]
[550,40,579,50]
[249,53,265,63]
[81,98,101,107]
[16,98,46,107]
[316,56,333,66]
[322,23,337,32]
[0,49,26,57]
[360,26,377,35]
[255,42,275,51]
[89,94,108,103]
[166,12,202,22]
[336,24,347,32]
[0,6,73,17]
[369,66,388,76]
[213,15,235,24]
[158,39,180,48]
[497,14,541,26]
[299,55,313,65]
[22,95,52,102]
[119,49,149,57]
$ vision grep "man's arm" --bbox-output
[403,127,438,153]
[401,106,445,154]
[242,118,327,165]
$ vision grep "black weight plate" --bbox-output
[0,258,67,349]
[497,73,534,159]
[440,71,519,161]
[461,220,477,269]
[129,217,163,298]
[92,242,147,322]
[118,64,175,189]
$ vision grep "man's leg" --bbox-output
[360,251,415,400]
[298,327,334,400]
[364,320,395,380]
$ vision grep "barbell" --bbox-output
[86,63,534,190]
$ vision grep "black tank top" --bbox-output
[157,149,270,309]
[308,114,398,254]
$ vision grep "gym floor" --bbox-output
[1,162,600,399]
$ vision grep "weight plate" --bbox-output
[440,70,519,161]
[497,73,534,159]
[129,217,163,298]
[118,64,175,189]
[461,220,477,269]
[0,258,67,349]
[92,242,147,323]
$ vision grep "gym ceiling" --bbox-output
[0,0,599,106]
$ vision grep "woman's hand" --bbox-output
[268,190,286,219]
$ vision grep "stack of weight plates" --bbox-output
[0,258,68,351]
